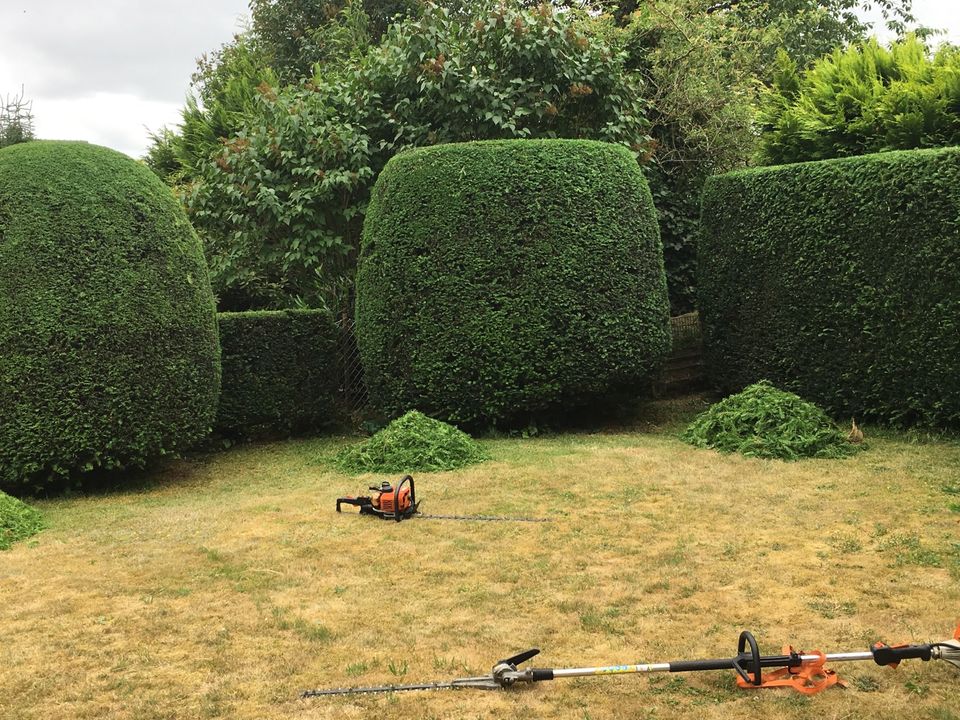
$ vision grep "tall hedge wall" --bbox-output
[0,141,220,491]
[356,139,671,427]
[216,310,341,437]
[699,146,960,427]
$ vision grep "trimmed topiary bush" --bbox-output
[681,381,857,460]
[0,141,220,490]
[216,309,341,438]
[356,139,671,427]
[0,491,44,550]
[334,411,488,474]
[699,146,960,428]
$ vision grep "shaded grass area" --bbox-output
[0,402,958,719]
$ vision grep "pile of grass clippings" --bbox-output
[0,491,44,550]
[681,381,859,460]
[334,410,489,474]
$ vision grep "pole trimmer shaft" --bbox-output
[301,625,960,698]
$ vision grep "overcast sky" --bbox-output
[1,0,958,159]
[0,1,249,158]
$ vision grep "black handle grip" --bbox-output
[403,474,416,508]
[530,668,554,681]
[500,648,540,667]
[336,497,362,513]
[872,644,932,666]
[394,475,414,522]
[734,631,762,685]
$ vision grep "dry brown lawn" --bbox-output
[1,402,958,720]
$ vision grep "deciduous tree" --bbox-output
[0,86,35,149]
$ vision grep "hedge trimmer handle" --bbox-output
[733,631,763,686]
[871,623,960,670]
[336,497,366,513]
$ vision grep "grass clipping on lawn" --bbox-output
[0,490,44,550]
[681,381,858,460]
[334,410,489,474]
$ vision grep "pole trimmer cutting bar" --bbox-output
[301,624,960,698]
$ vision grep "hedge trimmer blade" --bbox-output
[301,649,540,698]
[300,676,501,697]
[415,513,550,523]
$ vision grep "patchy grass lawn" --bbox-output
[1,400,958,720]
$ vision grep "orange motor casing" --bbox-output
[376,485,412,515]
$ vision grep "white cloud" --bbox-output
[32,93,183,159]
[1,0,248,158]
[861,0,960,45]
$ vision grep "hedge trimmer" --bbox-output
[302,624,960,698]
[335,474,549,523]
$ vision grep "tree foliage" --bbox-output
[758,35,960,165]
[703,0,918,74]
[186,84,373,310]
[360,2,650,145]
[147,0,928,313]
[184,1,652,310]
[246,0,417,83]
[611,1,755,311]
[609,0,920,309]
[167,37,279,184]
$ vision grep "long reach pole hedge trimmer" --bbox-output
[335,474,549,523]
[302,624,960,698]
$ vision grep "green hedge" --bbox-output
[356,139,671,427]
[699,146,960,427]
[0,141,220,491]
[216,309,341,437]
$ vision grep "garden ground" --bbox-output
[1,397,958,720]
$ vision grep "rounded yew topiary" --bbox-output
[0,141,221,490]
[356,139,671,427]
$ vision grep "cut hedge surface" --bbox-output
[699,146,960,428]
[0,491,44,550]
[356,139,671,427]
[681,381,857,460]
[334,411,488,474]
[216,309,341,438]
[0,141,221,490]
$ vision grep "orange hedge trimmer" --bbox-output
[335,474,549,523]
[302,624,960,698]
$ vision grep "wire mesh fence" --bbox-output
[336,314,370,416]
